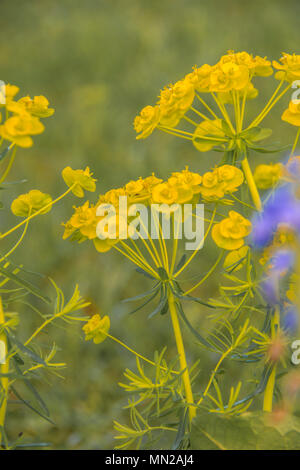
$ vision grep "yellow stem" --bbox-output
[195,93,219,120]
[0,297,9,444]
[263,308,280,412]
[263,365,276,412]
[168,289,195,422]
[241,157,262,211]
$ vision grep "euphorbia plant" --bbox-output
[62,51,300,449]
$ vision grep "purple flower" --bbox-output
[271,250,295,274]
[283,307,299,334]
[251,185,300,249]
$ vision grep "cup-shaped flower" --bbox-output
[0,114,44,147]
[9,95,55,118]
[273,53,300,82]
[11,190,52,217]
[282,101,300,127]
[212,210,252,250]
[254,163,283,190]
[62,166,97,198]
[134,105,160,139]
[82,314,110,344]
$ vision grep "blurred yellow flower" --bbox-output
[273,53,300,82]
[62,166,97,197]
[282,101,300,127]
[224,245,249,271]
[82,314,110,344]
[0,114,44,147]
[11,190,52,217]
[254,163,283,190]
[134,105,160,139]
[0,83,19,107]
[16,95,54,118]
[212,210,252,250]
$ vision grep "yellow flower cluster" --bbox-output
[62,165,245,253]
[200,165,244,200]
[212,210,252,250]
[11,190,52,217]
[273,53,300,82]
[254,163,283,190]
[282,101,300,127]
[134,51,273,138]
[82,314,110,344]
[0,84,54,147]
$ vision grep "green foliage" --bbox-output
[191,411,300,450]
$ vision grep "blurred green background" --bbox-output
[0,0,299,449]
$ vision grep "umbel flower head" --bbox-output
[133,50,274,140]
[62,165,245,253]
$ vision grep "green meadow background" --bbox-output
[0,0,299,449]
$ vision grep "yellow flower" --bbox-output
[158,77,195,128]
[200,169,225,200]
[0,114,44,147]
[63,201,98,240]
[193,118,226,152]
[151,182,178,204]
[62,166,97,197]
[221,51,273,77]
[210,61,249,93]
[98,187,126,207]
[254,163,283,190]
[273,53,300,82]
[0,84,19,107]
[282,101,300,127]
[212,210,252,250]
[11,190,52,217]
[82,314,110,344]
[169,167,202,192]
[134,105,160,139]
[224,245,249,271]
[125,178,151,204]
[217,165,244,193]
[186,64,212,92]
[14,95,55,118]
